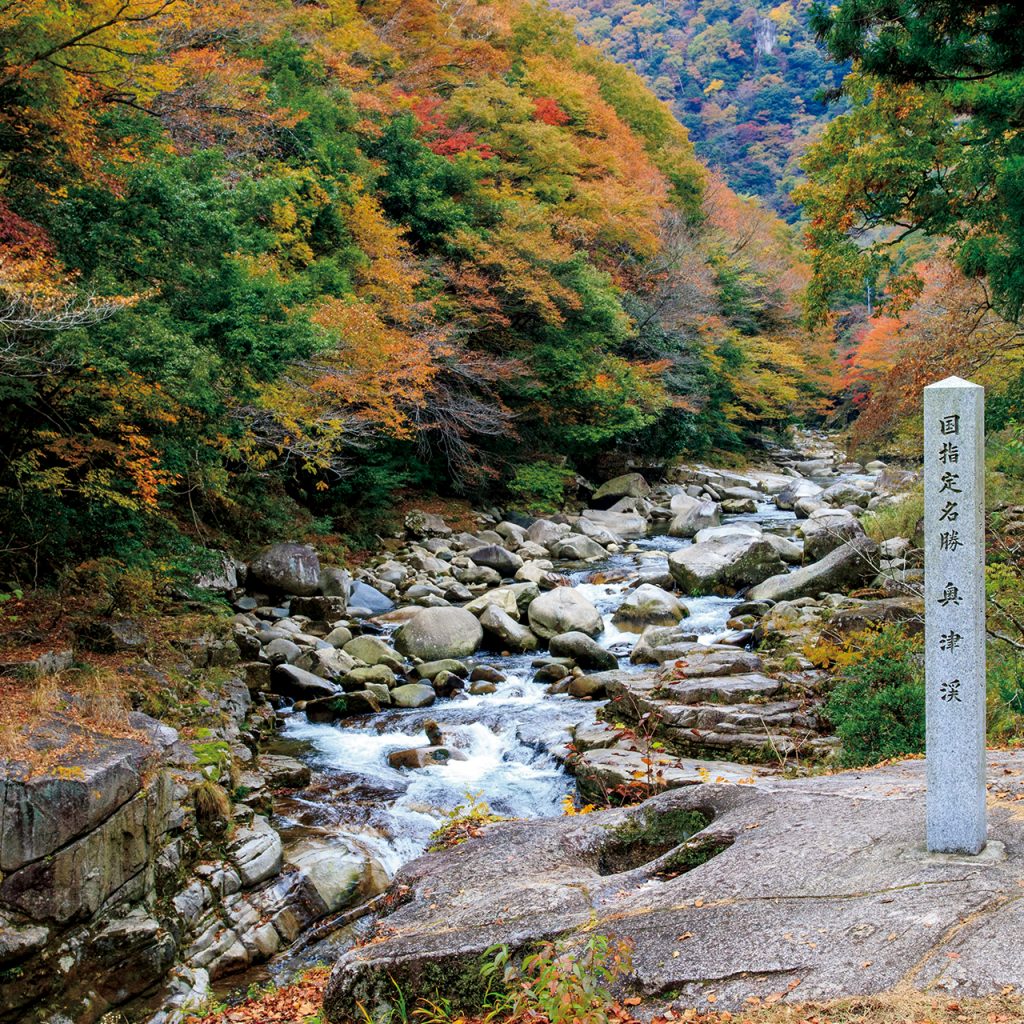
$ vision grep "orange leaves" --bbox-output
[310,298,439,438]
[185,967,329,1024]
[533,96,570,126]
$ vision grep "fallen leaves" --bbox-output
[186,967,329,1024]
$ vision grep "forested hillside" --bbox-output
[0,0,832,582]
[550,0,847,216]
[796,0,1024,457]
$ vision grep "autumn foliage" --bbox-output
[0,0,833,578]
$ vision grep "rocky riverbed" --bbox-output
[0,432,928,1023]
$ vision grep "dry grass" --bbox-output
[0,667,139,774]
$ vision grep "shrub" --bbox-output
[507,462,574,515]
[483,934,633,1024]
[824,626,925,767]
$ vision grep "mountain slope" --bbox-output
[551,0,848,216]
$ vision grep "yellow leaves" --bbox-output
[703,78,725,95]
[561,794,596,815]
[347,190,422,315]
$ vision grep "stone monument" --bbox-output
[924,376,986,854]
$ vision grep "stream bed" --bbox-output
[239,501,798,984]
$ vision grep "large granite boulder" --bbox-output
[668,535,786,596]
[468,545,523,577]
[249,543,321,596]
[612,584,688,631]
[667,495,721,538]
[591,472,651,506]
[394,607,483,661]
[478,605,539,652]
[578,510,648,540]
[748,535,880,603]
[548,534,607,561]
[799,508,866,563]
[527,589,603,640]
[548,631,618,671]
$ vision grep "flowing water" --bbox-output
[272,502,798,881]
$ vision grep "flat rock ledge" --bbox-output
[324,751,1024,1021]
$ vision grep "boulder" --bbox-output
[286,839,384,914]
[748,535,880,603]
[469,545,523,577]
[387,746,468,769]
[305,694,356,722]
[271,664,338,700]
[548,535,607,561]
[577,510,647,540]
[820,480,871,508]
[464,587,520,618]
[319,566,352,598]
[258,754,312,789]
[249,543,321,596]
[591,472,651,506]
[668,535,785,596]
[390,683,437,709]
[394,607,483,661]
[668,496,721,538]
[527,589,604,640]
[612,584,687,631]
[342,635,403,667]
[548,632,618,671]
[800,509,866,563]
[348,581,394,616]
[525,519,570,548]
[290,595,347,620]
[478,605,539,652]
[775,480,823,511]
[404,510,451,538]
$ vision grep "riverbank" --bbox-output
[0,431,942,1022]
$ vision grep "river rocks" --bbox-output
[525,519,570,548]
[748,535,880,603]
[548,534,607,561]
[304,694,354,722]
[667,495,721,537]
[394,607,483,661]
[578,509,648,539]
[469,544,523,577]
[271,664,339,700]
[668,535,785,596]
[286,839,386,915]
[289,595,347,620]
[405,510,452,538]
[612,584,687,630]
[264,637,302,665]
[527,588,604,640]
[348,580,395,616]
[390,683,437,709]
[465,587,520,618]
[250,543,321,596]
[387,745,468,769]
[820,480,870,508]
[775,479,824,510]
[548,632,618,671]
[343,635,403,667]
[821,596,924,639]
[479,605,539,652]
[591,472,651,506]
[257,755,311,789]
[799,508,866,563]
